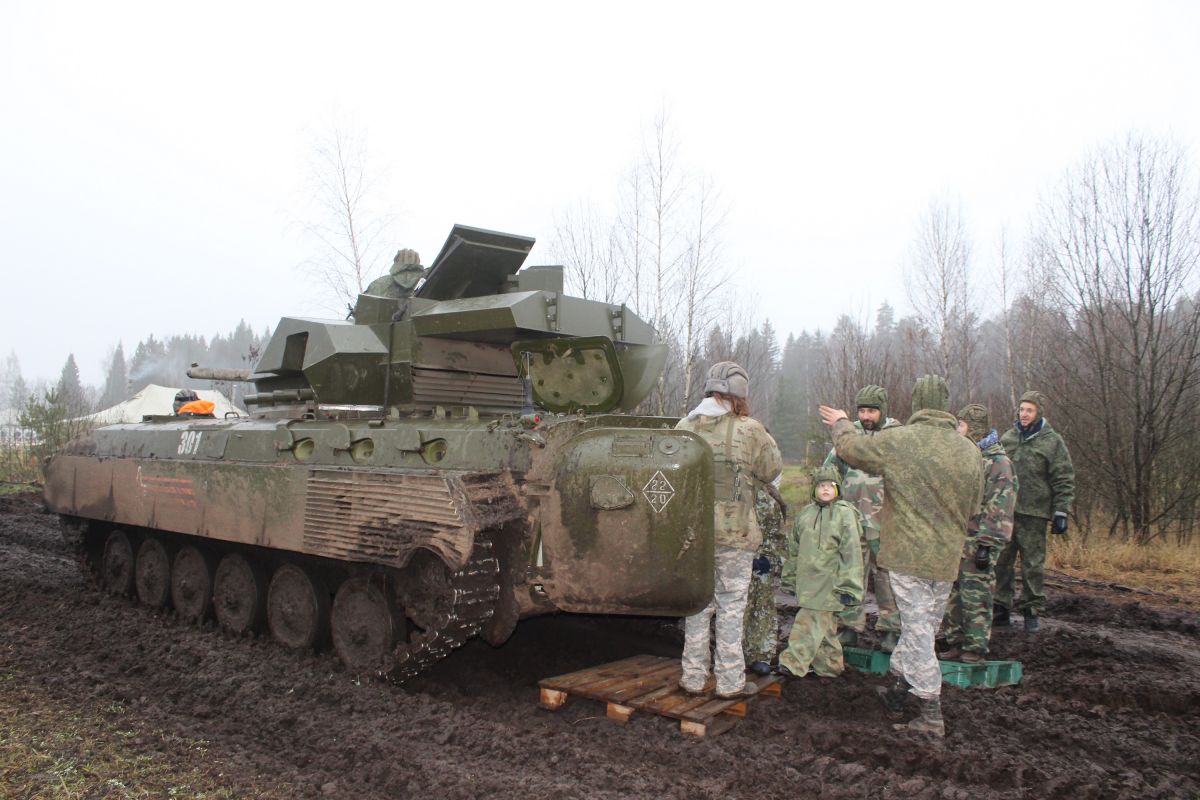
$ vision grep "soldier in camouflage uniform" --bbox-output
[823,385,902,651]
[777,466,864,677]
[677,362,783,699]
[364,249,426,299]
[742,485,786,673]
[996,390,1075,634]
[818,375,984,737]
[941,405,1017,662]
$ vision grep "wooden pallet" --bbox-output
[538,655,782,737]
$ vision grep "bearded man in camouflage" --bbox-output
[823,385,902,652]
[818,375,983,737]
[940,405,1017,663]
[995,390,1075,634]
[677,362,783,699]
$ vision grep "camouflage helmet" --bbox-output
[173,389,199,414]
[957,403,990,442]
[1019,390,1047,417]
[911,374,950,413]
[855,384,888,423]
[810,464,841,501]
[389,249,425,290]
[703,361,749,399]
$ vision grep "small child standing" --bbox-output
[778,466,865,677]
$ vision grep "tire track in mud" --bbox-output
[2,491,1199,800]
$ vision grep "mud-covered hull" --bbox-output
[44,414,715,677]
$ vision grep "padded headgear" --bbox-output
[957,403,990,441]
[855,384,889,423]
[703,361,749,399]
[1019,390,1047,415]
[911,374,950,413]
[811,465,841,500]
[173,389,199,414]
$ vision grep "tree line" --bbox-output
[548,132,1200,546]
[5,122,1198,547]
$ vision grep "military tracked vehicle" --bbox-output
[44,225,715,678]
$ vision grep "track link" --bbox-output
[393,537,501,680]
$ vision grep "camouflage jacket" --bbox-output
[675,413,783,552]
[822,417,902,542]
[755,489,787,564]
[966,439,1018,552]
[781,498,864,612]
[999,418,1075,520]
[831,410,983,582]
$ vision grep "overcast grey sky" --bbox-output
[2,1,1198,387]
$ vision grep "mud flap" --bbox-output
[538,427,715,616]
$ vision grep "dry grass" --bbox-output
[0,446,42,484]
[0,663,279,800]
[1048,532,1200,602]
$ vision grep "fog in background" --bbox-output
[2,1,1199,386]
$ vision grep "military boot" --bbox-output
[939,646,963,661]
[875,675,910,716]
[893,696,944,738]
[993,605,1010,627]
[837,628,859,647]
[878,630,899,653]
[1024,614,1040,634]
[960,651,986,664]
[748,661,773,676]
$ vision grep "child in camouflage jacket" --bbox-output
[778,466,864,677]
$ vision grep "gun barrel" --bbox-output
[187,367,255,382]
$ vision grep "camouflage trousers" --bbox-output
[681,546,755,695]
[778,607,843,677]
[995,513,1048,615]
[837,538,900,633]
[742,566,781,665]
[942,550,998,655]
[889,571,953,700]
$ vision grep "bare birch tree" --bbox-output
[677,177,730,413]
[1033,134,1200,542]
[549,201,624,303]
[905,196,975,399]
[299,116,395,315]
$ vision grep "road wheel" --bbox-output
[332,576,401,673]
[267,563,329,651]
[172,545,214,623]
[213,553,268,635]
[134,537,172,608]
[101,530,136,596]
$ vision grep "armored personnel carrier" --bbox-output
[44,225,715,678]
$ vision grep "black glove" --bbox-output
[973,544,992,571]
[1052,512,1069,534]
[838,592,855,607]
[752,556,771,575]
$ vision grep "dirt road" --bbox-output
[2,491,1197,799]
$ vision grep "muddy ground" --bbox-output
[2,491,1198,800]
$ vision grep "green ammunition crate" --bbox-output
[842,646,1023,688]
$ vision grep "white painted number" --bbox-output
[178,430,202,455]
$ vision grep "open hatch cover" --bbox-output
[417,225,535,301]
[512,337,624,414]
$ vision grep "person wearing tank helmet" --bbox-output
[172,389,215,418]
[818,375,983,737]
[676,362,782,700]
[364,249,426,299]
[822,385,903,652]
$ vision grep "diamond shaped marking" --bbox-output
[642,470,675,514]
